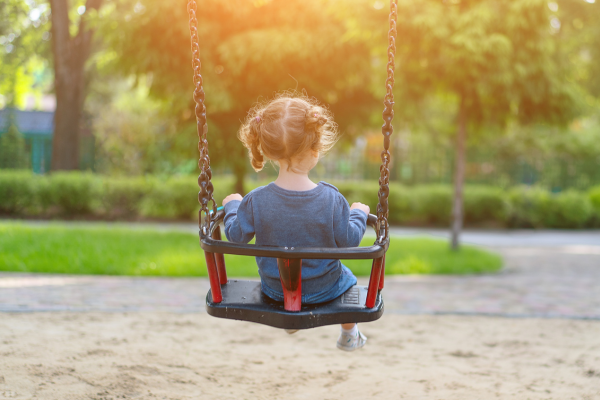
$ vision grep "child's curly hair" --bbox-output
[238,93,339,172]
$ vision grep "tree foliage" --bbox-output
[0,0,51,108]
[557,0,600,99]
[395,0,581,127]
[95,0,383,189]
[388,0,581,249]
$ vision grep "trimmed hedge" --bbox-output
[44,172,100,215]
[102,176,153,218]
[589,185,600,227]
[0,171,39,214]
[508,186,594,228]
[0,171,233,220]
[0,170,597,228]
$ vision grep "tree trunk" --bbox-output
[233,153,246,195]
[49,0,102,171]
[450,96,467,251]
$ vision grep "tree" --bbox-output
[556,0,600,98]
[0,0,51,108]
[97,0,380,193]
[49,0,103,170]
[0,124,29,169]
[394,0,580,249]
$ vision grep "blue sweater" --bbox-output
[223,181,367,304]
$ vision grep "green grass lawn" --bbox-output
[0,223,502,276]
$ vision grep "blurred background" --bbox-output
[1,0,600,270]
[1,0,599,230]
[2,5,599,396]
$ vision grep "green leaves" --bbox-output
[395,0,579,129]
[0,0,51,107]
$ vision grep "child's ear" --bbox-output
[312,150,319,158]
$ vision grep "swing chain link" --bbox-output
[377,0,397,242]
[188,0,217,235]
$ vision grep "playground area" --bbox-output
[1,236,599,399]
[1,313,598,400]
[2,0,600,398]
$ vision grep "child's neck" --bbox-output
[274,161,317,191]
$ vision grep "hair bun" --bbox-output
[316,114,327,126]
[305,108,327,131]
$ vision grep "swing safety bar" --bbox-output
[200,210,388,311]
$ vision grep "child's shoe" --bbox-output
[284,329,299,334]
[336,328,367,351]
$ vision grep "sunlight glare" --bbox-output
[29,8,41,21]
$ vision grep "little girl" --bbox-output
[222,95,370,351]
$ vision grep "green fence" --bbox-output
[391,148,600,191]
[245,146,600,191]
[0,134,95,174]
[27,134,53,173]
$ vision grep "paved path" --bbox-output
[390,228,600,247]
[1,220,599,319]
[383,246,600,319]
[1,249,598,319]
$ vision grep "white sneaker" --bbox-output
[336,329,367,351]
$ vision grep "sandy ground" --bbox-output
[0,313,599,400]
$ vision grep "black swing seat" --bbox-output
[201,210,388,330]
[206,280,384,330]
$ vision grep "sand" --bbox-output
[0,313,599,400]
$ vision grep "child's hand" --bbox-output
[350,202,370,216]
[223,193,243,206]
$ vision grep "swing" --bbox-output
[187,0,398,330]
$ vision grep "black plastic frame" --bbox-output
[199,211,389,260]
[206,280,384,329]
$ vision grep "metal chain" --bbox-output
[377,0,397,241]
[187,0,216,234]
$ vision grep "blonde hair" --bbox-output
[238,94,339,172]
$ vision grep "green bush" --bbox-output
[463,185,509,225]
[589,186,600,226]
[508,186,593,228]
[141,177,200,219]
[142,176,235,220]
[211,176,236,206]
[333,180,381,211]
[547,190,594,228]
[0,170,596,228]
[0,170,38,214]
[388,184,412,224]
[409,185,453,225]
[101,176,154,218]
[44,172,100,215]
[507,186,551,228]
